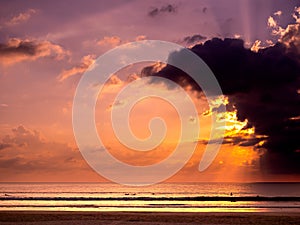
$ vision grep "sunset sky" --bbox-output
[0,0,299,182]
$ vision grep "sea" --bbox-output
[0,182,300,212]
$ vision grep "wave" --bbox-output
[1,196,300,201]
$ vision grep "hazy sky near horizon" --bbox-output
[0,0,299,182]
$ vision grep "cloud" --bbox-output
[265,7,300,60]
[274,10,282,17]
[96,35,147,48]
[267,10,286,36]
[293,6,300,23]
[4,8,37,26]
[267,16,277,28]
[107,75,123,85]
[200,135,266,148]
[267,10,284,32]
[0,38,69,66]
[267,15,285,37]
[0,143,11,150]
[250,40,262,52]
[0,125,86,179]
[58,54,95,82]
[145,37,300,174]
[97,36,122,47]
[135,35,147,41]
[280,23,300,57]
[183,34,207,45]
[148,4,177,17]
[268,7,300,53]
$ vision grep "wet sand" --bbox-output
[1,211,300,225]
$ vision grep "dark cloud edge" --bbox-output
[142,36,300,175]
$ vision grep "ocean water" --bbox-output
[0,182,300,212]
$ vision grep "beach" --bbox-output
[1,211,300,225]
[1,183,300,224]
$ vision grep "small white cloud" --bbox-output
[274,10,282,16]
[5,9,37,26]
[107,75,123,86]
[265,40,274,46]
[250,40,261,52]
[293,6,300,23]
[234,34,242,39]
[97,35,148,48]
[58,54,96,82]
[267,16,277,28]
[97,36,121,47]
[135,35,147,41]
[267,15,285,36]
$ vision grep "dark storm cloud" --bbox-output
[183,34,207,45]
[145,38,300,174]
[148,4,177,17]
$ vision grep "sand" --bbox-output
[0,211,300,225]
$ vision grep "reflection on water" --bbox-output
[1,182,300,212]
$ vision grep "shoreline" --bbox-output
[1,211,300,225]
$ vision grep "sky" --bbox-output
[0,0,299,182]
